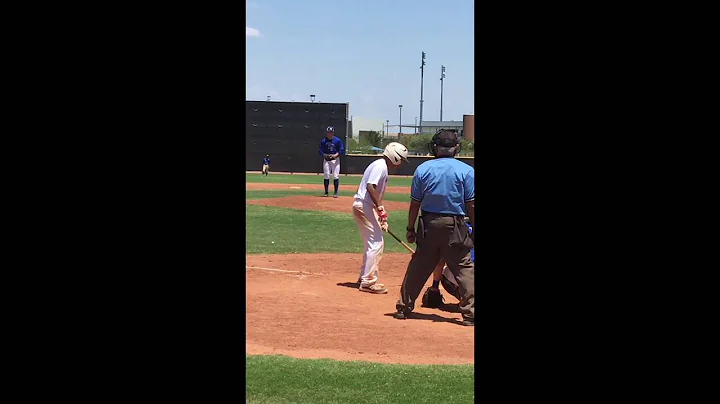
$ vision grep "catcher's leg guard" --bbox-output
[440,271,462,301]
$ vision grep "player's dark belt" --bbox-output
[420,211,465,218]
[419,211,470,246]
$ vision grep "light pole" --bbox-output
[414,117,418,134]
[440,65,446,121]
[386,120,389,137]
[310,94,316,103]
[398,105,403,135]
[419,51,426,135]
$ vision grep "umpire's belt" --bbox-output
[420,211,471,247]
[421,211,465,219]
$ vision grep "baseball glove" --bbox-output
[324,154,336,161]
[421,287,445,308]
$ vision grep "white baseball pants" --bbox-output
[323,159,341,179]
[352,200,384,287]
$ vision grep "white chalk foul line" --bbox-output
[246,266,325,276]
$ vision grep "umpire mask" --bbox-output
[429,129,461,157]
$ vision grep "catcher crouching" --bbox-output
[422,218,474,310]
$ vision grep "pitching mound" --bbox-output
[247,195,410,213]
[246,182,411,194]
[246,253,474,365]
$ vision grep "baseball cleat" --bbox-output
[324,193,329,197]
[359,284,388,294]
[461,317,475,326]
[357,279,384,288]
[333,193,338,198]
[393,309,409,320]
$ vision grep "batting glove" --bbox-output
[377,206,388,222]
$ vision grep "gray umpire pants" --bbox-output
[396,213,475,320]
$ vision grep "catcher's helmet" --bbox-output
[383,142,409,166]
[326,126,335,133]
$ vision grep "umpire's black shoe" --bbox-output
[461,317,475,326]
[393,309,410,320]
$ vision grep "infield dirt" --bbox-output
[247,184,475,365]
[247,253,474,365]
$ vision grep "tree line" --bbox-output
[347,131,474,157]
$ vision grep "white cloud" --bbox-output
[246,27,261,37]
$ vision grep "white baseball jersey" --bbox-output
[354,158,388,205]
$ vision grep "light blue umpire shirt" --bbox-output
[410,158,474,216]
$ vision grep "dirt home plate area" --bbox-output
[247,182,474,365]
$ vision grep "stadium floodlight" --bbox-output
[399,105,403,135]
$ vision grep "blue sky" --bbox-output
[246,0,474,129]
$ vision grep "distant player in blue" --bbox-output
[261,154,270,177]
[422,219,474,308]
[319,126,345,198]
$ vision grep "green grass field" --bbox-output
[246,204,413,254]
[246,173,414,187]
[246,355,474,404]
[246,186,474,402]
[246,189,411,202]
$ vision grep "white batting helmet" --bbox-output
[383,142,409,166]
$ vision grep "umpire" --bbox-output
[394,129,475,326]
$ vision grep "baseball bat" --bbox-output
[386,228,416,254]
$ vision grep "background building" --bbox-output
[462,115,474,141]
[415,120,464,136]
[404,116,474,140]
[350,117,385,141]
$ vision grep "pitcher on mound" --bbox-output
[319,126,345,197]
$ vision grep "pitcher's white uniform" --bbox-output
[352,158,389,289]
[323,155,341,180]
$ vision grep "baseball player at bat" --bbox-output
[318,126,345,198]
[352,142,409,294]
[261,154,271,177]
[422,219,474,309]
